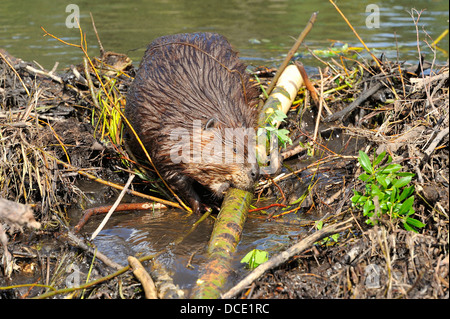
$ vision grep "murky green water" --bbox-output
[1,0,448,69]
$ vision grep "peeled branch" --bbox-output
[257,64,304,171]
[191,188,253,299]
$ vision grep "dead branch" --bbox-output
[221,217,354,298]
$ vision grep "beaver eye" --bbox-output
[205,118,216,130]
[233,147,237,153]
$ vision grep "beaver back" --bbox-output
[125,32,259,209]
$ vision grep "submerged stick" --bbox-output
[192,188,253,299]
[221,217,354,298]
[90,174,135,240]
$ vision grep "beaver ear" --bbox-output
[204,118,217,130]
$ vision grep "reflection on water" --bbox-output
[1,0,448,69]
[87,206,315,290]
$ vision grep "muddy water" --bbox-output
[77,176,320,293]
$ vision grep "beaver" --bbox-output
[125,32,260,213]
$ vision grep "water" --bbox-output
[1,0,448,70]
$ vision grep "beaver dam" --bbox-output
[0,19,448,300]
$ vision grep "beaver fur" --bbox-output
[125,32,260,213]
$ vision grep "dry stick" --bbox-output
[221,217,354,299]
[265,12,318,98]
[424,127,449,158]
[64,231,122,270]
[83,57,101,110]
[89,12,105,56]
[0,51,30,96]
[311,68,325,156]
[90,174,135,240]
[323,81,383,123]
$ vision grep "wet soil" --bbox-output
[0,43,448,299]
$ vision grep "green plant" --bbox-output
[240,249,269,269]
[257,109,293,148]
[351,150,425,232]
[315,220,340,245]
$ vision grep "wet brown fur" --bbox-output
[125,32,260,213]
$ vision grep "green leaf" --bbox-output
[273,109,288,121]
[376,174,388,189]
[380,163,402,174]
[405,217,425,228]
[359,173,372,182]
[241,249,269,269]
[330,233,340,242]
[390,187,397,203]
[363,199,374,216]
[358,151,373,174]
[396,172,415,177]
[398,196,415,215]
[393,176,413,188]
[351,194,361,204]
[315,220,324,230]
[370,184,382,197]
[374,151,386,167]
[276,129,292,146]
[398,186,415,201]
[403,221,415,232]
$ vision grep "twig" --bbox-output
[280,143,306,160]
[0,51,30,96]
[312,68,325,156]
[265,12,318,97]
[63,231,122,270]
[295,61,320,106]
[90,12,105,56]
[90,174,135,240]
[38,149,181,209]
[324,81,383,122]
[424,127,449,158]
[74,202,167,233]
[22,64,63,84]
[329,0,381,68]
[221,217,354,298]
